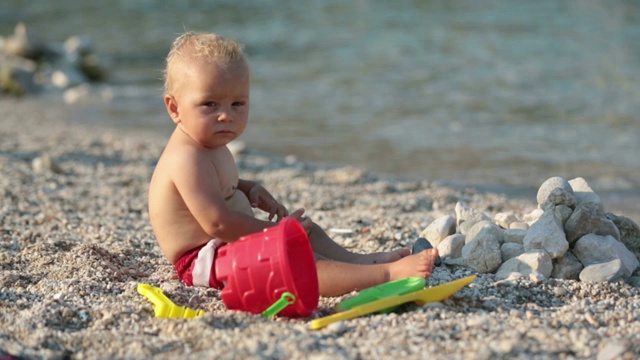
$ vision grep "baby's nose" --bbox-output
[217,109,233,122]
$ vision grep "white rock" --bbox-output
[569,177,604,213]
[536,176,573,206]
[455,202,491,227]
[579,259,626,282]
[436,234,465,259]
[542,187,577,208]
[32,154,63,174]
[565,202,620,244]
[494,212,520,229]
[501,243,524,261]
[523,209,568,259]
[528,271,546,283]
[458,220,477,236]
[465,220,504,245]
[495,251,553,280]
[461,230,502,273]
[503,229,527,244]
[551,251,583,280]
[419,215,456,247]
[51,65,85,89]
[510,222,529,231]
[554,205,574,225]
[573,234,639,279]
[523,208,544,225]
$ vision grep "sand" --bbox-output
[1,98,639,359]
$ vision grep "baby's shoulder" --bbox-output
[161,138,206,163]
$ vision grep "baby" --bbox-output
[148,32,438,297]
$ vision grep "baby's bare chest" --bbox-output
[209,146,239,199]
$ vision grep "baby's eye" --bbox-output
[232,101,246,107]
[203,101,217,107]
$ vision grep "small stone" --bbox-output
[458,220,477,236]
[455,202,491,227]
[569,177,604,212]
[495,251,552,280]
[537,176,573,206]
[419,215,456,247]
[554,205,574,225]
[494,212,520,229]
[542,187,577,209]
[509,221,529,231]
[551,251,583,280]
[523,208,544,225]
[461,232,502,273]
[596,341,627,360]
[579,259,625,282]
[436,234,465,259]
[553,286,568,296]
[523,208,568,259]
[503,229,527,244]
[465,221,504,245]
[32,154,64,174]
[606,213,640,261]
[565,202,620,244]
[573,234,639,279]
[500,242,524,262]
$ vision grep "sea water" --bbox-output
[2,0,639,217]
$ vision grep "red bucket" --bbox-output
[215,218,319,317]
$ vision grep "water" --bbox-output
[2,0,639,217]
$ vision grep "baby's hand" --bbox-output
[248,185,288,221]
[287,208,313,233]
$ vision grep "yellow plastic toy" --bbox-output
[309,275,476,330]
[137,283,206,319]
[137,283,297,319]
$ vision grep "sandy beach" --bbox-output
[1,98,640,359]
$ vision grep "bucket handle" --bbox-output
[261,292,296,318]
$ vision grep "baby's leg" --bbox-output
[308,222,410,265]
[316,248,438,297]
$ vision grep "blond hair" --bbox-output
[163,32,248,95]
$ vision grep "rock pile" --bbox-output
[422,176,640,283]
[0,22,107,97]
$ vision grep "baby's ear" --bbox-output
[164,95,181,124]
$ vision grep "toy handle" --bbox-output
[137,283,172,316]
[137,283,205,319]
[261,292,296,318]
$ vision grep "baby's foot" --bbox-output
[412,238,442,266]
[353,248,411,265]
[388,248,438,281]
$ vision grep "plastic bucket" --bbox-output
[215,218,319,317]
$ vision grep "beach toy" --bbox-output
[215,218,319,317]
[137,284,297,319]
[309,275,476,330]
[137,283,206,319]
[337,277,426,314]
[261,292,297,318]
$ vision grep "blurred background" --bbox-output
[2,0,639,216]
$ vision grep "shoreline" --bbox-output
[1,98,640,359]
[18,92,640,224]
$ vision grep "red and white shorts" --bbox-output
[174,239,226,289]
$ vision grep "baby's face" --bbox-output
[171,60,250,149]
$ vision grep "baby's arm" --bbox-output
[172,151,273,242]
[237,179,288,221]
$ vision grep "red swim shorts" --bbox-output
[174,239,226,289]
